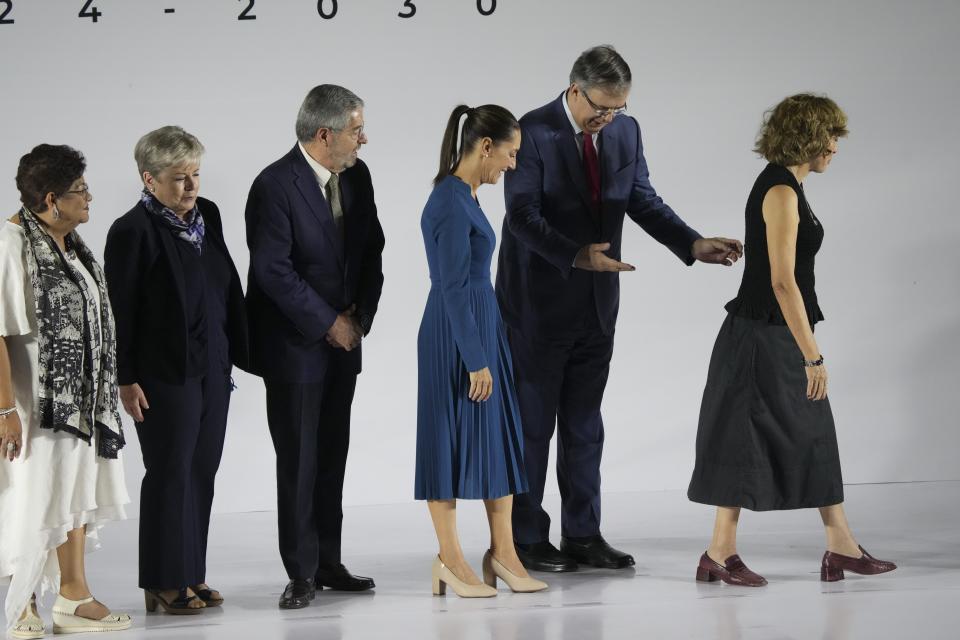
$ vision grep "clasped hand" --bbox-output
[326,305,363,351]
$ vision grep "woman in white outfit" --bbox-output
[0,144,131,637]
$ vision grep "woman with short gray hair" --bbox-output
[104,126,249,614]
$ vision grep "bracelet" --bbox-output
[0,407,17,418]
[803,355,824,367]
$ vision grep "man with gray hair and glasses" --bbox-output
[245,84,385,608]
[496,45,742,572]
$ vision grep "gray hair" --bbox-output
[134,125,205,177]
[295,84,365,143]
[569,45,632,94]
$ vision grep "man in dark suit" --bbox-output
[497,46,742,572]
[245,84,385,608]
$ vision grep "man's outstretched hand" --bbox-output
[692,237,743,266]
[574,243,636,272]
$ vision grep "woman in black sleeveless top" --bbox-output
[687,94,896,586]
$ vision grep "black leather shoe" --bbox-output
[515,541,579,572]
[279,579,317,609]
[315,564,375,591]
[560,535,635,569]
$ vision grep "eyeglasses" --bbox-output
[581,90,627,119]
[62,185,91,198]
[334,124,365,141]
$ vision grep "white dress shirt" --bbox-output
[562,91,600,159]
[298,142,333,190]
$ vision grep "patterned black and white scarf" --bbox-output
[141,188,205,254]
[19,207,125,458]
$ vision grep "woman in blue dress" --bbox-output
[416,105,547,597]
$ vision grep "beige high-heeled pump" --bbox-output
[482,550,548,593]
[432,556,497,598]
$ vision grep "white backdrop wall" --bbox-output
[1,0,957,518]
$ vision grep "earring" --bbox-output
[53,205,61,221]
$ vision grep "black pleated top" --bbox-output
[725,164,825,326]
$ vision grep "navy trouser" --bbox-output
[265,357,357,581]
[136,371,232,589]
[507,317,615,544]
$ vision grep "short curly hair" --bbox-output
[754,94,848,166]
[15,144,86,214]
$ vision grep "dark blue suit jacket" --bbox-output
[244,145,385,382]
[496,94,702,338]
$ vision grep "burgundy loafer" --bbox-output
[821,545,897,582]
[696,552,767,587]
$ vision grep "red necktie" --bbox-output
[582,132,601,217]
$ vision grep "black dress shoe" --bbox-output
[560,535,635,569]
[279,579,317,609]
[315,564,375,591]
[515,541,578,573]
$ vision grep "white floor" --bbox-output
[4,481,957,640]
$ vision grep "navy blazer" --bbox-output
[496,94,702,338]
[104,197,250,385]
[244,145,385,382]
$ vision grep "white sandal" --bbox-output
[10,595,44,639]
[51,594,132,634]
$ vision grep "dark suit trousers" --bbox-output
[265,358,357,580]
[136,372,232,589]
[507,312,614,544]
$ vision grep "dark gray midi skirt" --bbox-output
[687,314,844,511]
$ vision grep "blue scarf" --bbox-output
[141,188,205,254]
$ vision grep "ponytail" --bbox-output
[433,105,472,187]
[433,104,519,187]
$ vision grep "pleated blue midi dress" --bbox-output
[415,175,528,500]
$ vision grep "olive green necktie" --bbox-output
[325,173,344,235]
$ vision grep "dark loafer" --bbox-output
[696,552,767,587]
[560,535,635,569]
[315,564,375,591]
[821,546,896,582]
[279,579,317,609]
[515,541,578,573]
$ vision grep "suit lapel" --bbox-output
[598,128,618,220]
[340,170,354,238]
[289,148,344,265]
[339,172,356,276]
[549,96,593,213]
[151,214,188,317]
